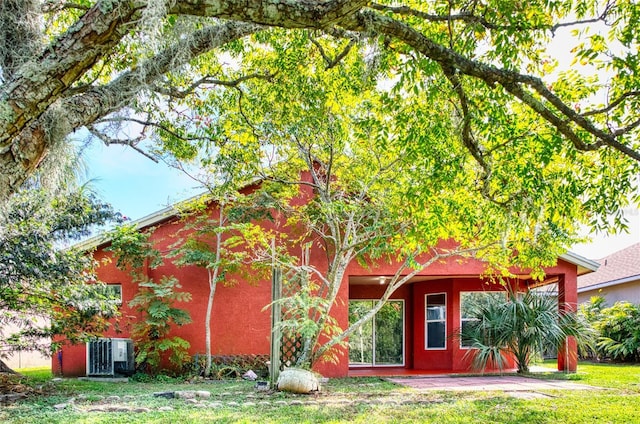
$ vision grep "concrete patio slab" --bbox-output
[387,375,597,392]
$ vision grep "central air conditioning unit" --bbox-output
[86,338,135,377]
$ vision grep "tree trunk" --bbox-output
[204,268,218,377]
[0,359,18,374]
[204,205,224,377]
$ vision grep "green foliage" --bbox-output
[580,297,640,362]
[107,226,192,375]
[128,276,192,375]
[168,190,275,378]
[0,188,122,357]
[169,194,273,286]
[106,224,162,275]
[461,289,595,373]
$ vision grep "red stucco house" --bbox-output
[53,189,598,378]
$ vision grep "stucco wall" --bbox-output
[578,279,640,306]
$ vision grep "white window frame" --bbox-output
[459,291,505,349]
[425,292,447,350]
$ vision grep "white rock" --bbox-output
[175,391,196,399]
[276,368,321,394]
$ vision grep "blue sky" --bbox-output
[81,141,201,221]
[81,141,639,261]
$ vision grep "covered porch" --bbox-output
[345,252,597,376]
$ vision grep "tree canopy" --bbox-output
[0,1,638,211]
[0,187,122,360]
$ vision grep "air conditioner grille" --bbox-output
[87,338,134,377]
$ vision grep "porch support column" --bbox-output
[557,274,578,373]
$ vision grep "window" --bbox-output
[105,284,122,305]
[348,300,404,366]
[425,293,446,349]
[459,291,505,348]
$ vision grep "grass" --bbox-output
[531,359,640,391]
[16,367,52,382]
[2,362,639,423]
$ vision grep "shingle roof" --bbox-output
[578,243,640,289]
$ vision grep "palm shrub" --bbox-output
[460,289,595,373]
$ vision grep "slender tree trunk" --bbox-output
[204,268,218,376]
[204,205,224,377]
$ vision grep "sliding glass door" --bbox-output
[348,300,404,366]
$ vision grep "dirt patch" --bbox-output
[0,372,43,403]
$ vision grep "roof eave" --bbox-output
[70,192,208,252]
[578,274,640,293]
[559,251,600,276]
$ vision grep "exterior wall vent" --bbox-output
[86,338,134,377]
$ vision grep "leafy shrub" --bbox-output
[129,276,193,375]
[108,225,193,376]
[581,297,640,362]
[460,288,594,373]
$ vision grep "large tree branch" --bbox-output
[340,10,640,161]
[0,21,261,199]
[1,2,141,145]
[370,1,615,33]
[170,0,369,28]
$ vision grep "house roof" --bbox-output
[578,242,640,292]
[72,192,206,252]
[72,193,600,277]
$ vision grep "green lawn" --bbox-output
[2,362,639,423]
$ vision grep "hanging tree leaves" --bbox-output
[0,187,123,362]
[0,0,638,213]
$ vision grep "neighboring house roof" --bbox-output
[578,242,640,293]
